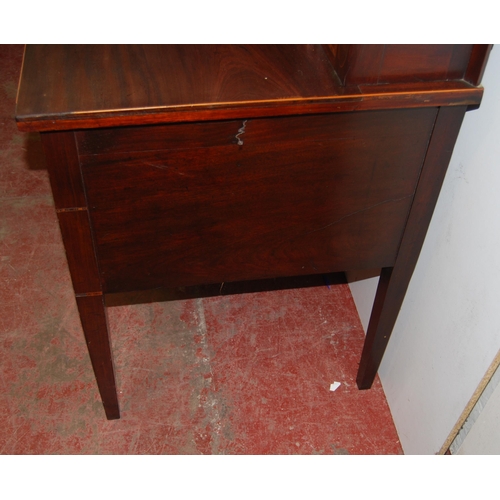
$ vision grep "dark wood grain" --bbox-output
[41,130,118,418]
[16,45,483,132]
[80,108,437,293]
[40,131,103,293]
[378,45,473,83]
[19,45,339,112]
[326,44,474,85]
[464,45,493,86]
[16,45,338,122]
[325,45,386,85]
[76,295,120,420]
[356,106,468,389]
[76,119,244,155]
[77,108,431,155]
[41,132,86,209]
[17,81,482,133]
[56,210,102,293]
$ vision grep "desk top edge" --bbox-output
[15,44,486,132]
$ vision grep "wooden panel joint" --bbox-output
[75,291,103,298]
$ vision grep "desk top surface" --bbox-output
[15,45,484,132]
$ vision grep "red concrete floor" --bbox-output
[0,45,402,454]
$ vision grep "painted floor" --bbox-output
[0,44,402,454]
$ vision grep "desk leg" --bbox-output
[41,131,120,419]
[76,294,120,420]
[356,105,468,389]
[55,209,121,420]
[356,267,394,389]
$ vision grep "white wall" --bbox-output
[349,46,500,455]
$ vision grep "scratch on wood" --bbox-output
[236,120,248,145]
[143,161,192,176]
[143,161,168,170]
[304,195,412,236]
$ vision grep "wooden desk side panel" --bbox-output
[79,108,437,294]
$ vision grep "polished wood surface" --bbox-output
[16,45,489,419]
[325,44,490,85]
[357,105,468,387]
[41,132,101,293]
[16,45,484,132]
[464,45,493,85]
[79,108,436,293]
[75,294,119,420]
[39,130,119,419]
[40,131,86,209]
[17,45,338,126]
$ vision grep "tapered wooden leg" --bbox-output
[76,294,120,420]
[356,267,394,388]
[41,131,120,419]
[356,105,469,388]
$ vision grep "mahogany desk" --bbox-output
[15,45,490,419]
